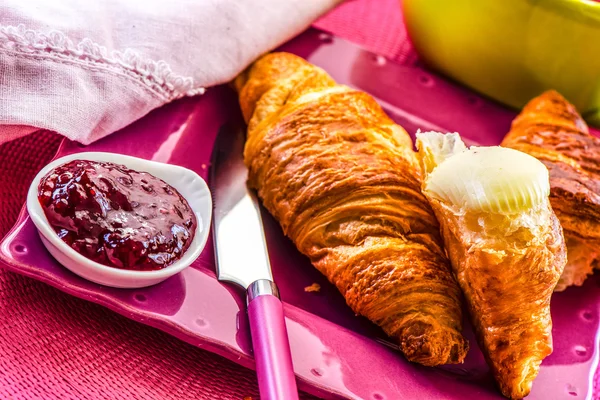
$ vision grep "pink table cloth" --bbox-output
[0,0,597,398]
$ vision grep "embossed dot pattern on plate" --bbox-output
[13,244,27,254]
[582,310,594,321]
[134,293,147,302]
[372,55,387,66]
[467,96,483,108]
[574,345,587,356]
[195,318,207,328]
[318,32,333,44]
[418,74,434,87]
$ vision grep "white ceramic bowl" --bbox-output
[26,152,212,288]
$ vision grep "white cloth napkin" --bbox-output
[0,0,342,144]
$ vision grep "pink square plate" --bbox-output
[0,29,598,400]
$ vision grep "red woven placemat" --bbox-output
[0,1,597,398]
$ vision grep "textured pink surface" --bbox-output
[0,0,598,399]
[314,0,416,64]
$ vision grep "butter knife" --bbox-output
[211,123,299,400]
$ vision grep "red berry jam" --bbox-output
[38,160,197,271]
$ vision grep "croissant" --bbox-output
[234,52,468,366]
[502,90,600,291]
[416,132,566,399]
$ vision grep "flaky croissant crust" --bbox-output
[502,90,600,290]
[428,200,565,399]
[235,52,468,366]
[416,130,566,399]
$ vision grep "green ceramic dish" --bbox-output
[403,0,600,126]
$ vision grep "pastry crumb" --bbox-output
[304,283,321,293]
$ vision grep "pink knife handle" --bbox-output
[247,280,299,400]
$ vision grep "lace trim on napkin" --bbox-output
[0,24,206,100]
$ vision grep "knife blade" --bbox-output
[211,123,299,400]
[211,124,272,289]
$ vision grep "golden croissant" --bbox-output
[234,52,468,366]
[502,90,600,291]
[416,132,566,399]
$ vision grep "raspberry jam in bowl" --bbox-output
[26,152,212,288]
